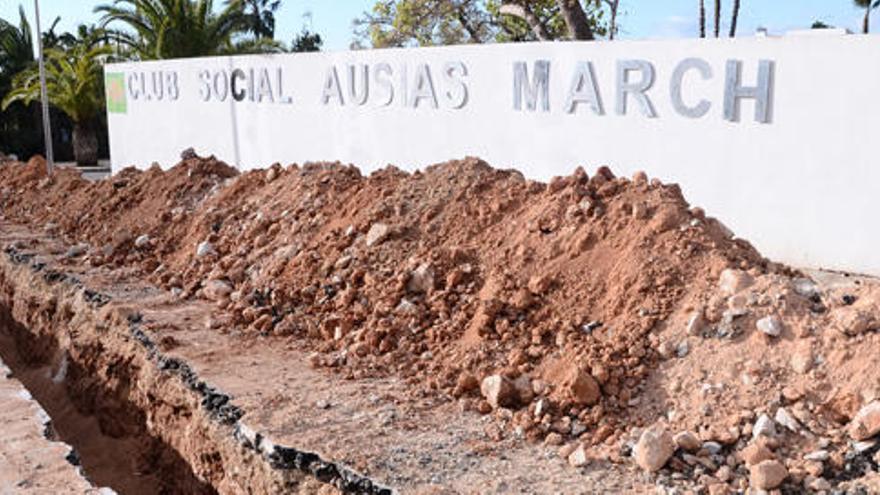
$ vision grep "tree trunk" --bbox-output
[556,0,595,40]
[729,0,740,37]
[864,3,871,34]
[699,0,706,38]
[608,0,619,40]
[72,121,98,166]
[499,3,552,40]
[714,0,721,37]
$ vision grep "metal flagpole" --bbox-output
[33,0,54,175]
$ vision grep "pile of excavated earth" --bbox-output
[1,152,879,494]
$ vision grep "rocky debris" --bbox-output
[265,166,280,182]
[567,444,589,467]
[686,309,706,336]
[756,316,783,337]
[804,450,830,461]
[718,269,754,295]
[65,243,89,258]
[406,263,434,294]
[634,425,675,472]
[134,234,151,248]
[365,223,391,247]
[203,280,233,301]
[790,344,814,373]
[805,476,832,491]
[5,156,880,490]
[740,442,776,466]
[527,274,553,295]
[850,401,880,441]
[196,241,216,258]
[673,431,701,452]
[792,277,820,299]
[834,308,874,335]
[561,368,600,406]
[748,459,788,490]
[480,375,518,409]
[774,407,800,432]
[752,414,776,438]
[180,147,198,160]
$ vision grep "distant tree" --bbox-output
[3,35,112,165]
[713,0,721,37]
[855,0,880,33]
[230,0,281,39]
[699,0,706,38]
[95,0,280,59]
[0,6,40,157]
[353,0,608,48]
[291,28,322,52]
[811,20,833,29]
[729,0,741,37]
[602,0,620,39]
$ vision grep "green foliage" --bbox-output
[2,37,111,124]
[95,0,281,59]
[353,0,607,48]
[230,0,282,39]
[0,6,34,84]
[854,0,880,9]
[291,28,323,52]
[487,0,606,42]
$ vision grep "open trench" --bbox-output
[0,307,217,495]
[0,243,393,495]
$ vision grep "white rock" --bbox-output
[756,316,783,337]
[774,407,801,432]
[718,269,754,295]
[853,439,877,452]
[792,278,820,298]
[407,263,435,294]
[196,241,216,257]
[753,414,776,438]
[686,309,706,336]
[134,234,151,248]
[804,450,830,461]
[634,425,675,472]
[568,444,589,467]
[365,223,391,247]
[266,167,279,182]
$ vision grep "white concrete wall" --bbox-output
[105,33,880,275]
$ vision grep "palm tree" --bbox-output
[0,6,35,83]
[729,0,740,37]
[855,0,880,34]
[2,38,112,165]
[713,0,721,37]
[698,0,706,38]
[94,0,279,60]
[0,6,41,158]
[230,0,281,39]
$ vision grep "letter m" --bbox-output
[513,61,550,112]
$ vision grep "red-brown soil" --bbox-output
[2,155,879,493]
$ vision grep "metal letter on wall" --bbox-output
[670,58,712,119]
[724,60,774,123]
[513,60,550,112]
[616,60,657,118]
[565,61,604,115]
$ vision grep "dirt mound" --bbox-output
[2,155,879,493]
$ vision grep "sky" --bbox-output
[0,0,875,52]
